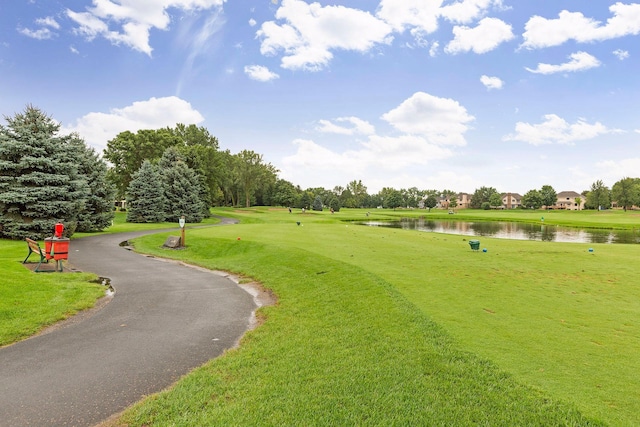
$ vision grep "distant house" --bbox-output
[554,191,585,210]
[501,193,522,209]
[431,192,472,209]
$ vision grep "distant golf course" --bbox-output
[4,208,640,425]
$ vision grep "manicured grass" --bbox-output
[74,211,221,237]
[0,240,105,347]
[108,207,640,425]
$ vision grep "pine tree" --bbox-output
[70,136,116,232]
[159,147,205,223]
[126,160,166,223]
[0,106,85,240]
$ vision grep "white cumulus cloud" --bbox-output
[526,51,601,74]
[67,0,225,56]
[445,17,514,54]
[613,49,629,60]
[281,92,474,189]
[257,0,393,71]
[480,75,503,89]
[60,96,204,152]
[244,65,279,81]
[381,92,474,146]
[521,3,640,49]
[503,114,615,145]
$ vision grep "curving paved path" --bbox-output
[0,221,257,427]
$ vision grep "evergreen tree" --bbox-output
[70,136,116,232]
[159,147,205,223]
[0,106,85,240]
[126,160,166,223]
[312,195,323,211]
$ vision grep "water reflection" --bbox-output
[362,218,640,244]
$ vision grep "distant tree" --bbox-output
[612,177,640,211]
[297,191,313,210]
[346,180,368,208]
[312,195,323,211]
[328,196,341,212]
[158,147,205,223]
[104,128,180,198]
[424,195,438,211]
[489,193,503,209]
[586,180,611,210]
[521,189,543,209]
[270,179,299,207]
[0,106,87,239]
[381,188,403,209]
[449,195,458,210]
[574,196,582,210]
[126,160,166,223]
[540,185,557,209]
[70,136,116,232]
[470,186,499,209]
[234,150,278,207]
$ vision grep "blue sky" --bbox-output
[2,1,639,194]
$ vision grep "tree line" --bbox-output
[1,106,637,239]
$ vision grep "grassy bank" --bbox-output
[110,207,640,425]
[0,240,104,347]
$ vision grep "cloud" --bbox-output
[526,51,601,75]
[60,96,204,152]
[429,41,439,57]
[66,0,225,56]
[249,18,257,27]
[376,0,440,33]
[521,3,640,50]
[281,92,474,190]
[613,49,629,60]
[596,158,640,185]
[480,75,503,89]
[445,17,514,54]
[503,114,615,145]
[36,17,61,29]
[257,0,393,71]
[175,7,226,94]
[244,65,280,81]
[381,92,474,146]
[18,27,56,40]
[18,16,60,40]
[316,117,375,135]
[439,0,508,24]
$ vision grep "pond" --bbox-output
[361,218,640,244]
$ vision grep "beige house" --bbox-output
[554,191,585,210]
[435,192,472,209]
[501,193,522,209]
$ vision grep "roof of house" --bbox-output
[557,191,582,198]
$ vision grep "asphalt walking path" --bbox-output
[0,220,257,427]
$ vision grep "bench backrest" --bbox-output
[25,238,43,254]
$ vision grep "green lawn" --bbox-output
[0,240,105,347]
[4,207,639,424]
[108,207,640,426]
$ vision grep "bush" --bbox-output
[482,202,491,210]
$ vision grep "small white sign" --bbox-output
[179,217,185,228]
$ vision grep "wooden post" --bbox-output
[179,216,186,247]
